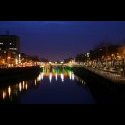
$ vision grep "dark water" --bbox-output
[0,67,95,104]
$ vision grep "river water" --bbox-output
[0,67,95,104]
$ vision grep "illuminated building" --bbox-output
[0,35,20,67]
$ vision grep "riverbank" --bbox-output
[0,66,41,84]
[73,67,125,104]
[73,66,125,84]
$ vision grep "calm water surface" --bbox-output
[0,68,95,104]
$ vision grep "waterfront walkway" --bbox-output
[83,66,125,84]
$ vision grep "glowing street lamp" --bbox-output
[60,61,64,64]
[15,58,18,65]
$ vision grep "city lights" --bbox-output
[55,73,58,81]
[1,21,125,104]
[2,91,6,99]
[60,73,64,82]
[49,73,52,83]
[8,86,11,97]
[19,83,22,92]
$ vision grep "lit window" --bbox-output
[9,48,17,50]
[0,42,3,45]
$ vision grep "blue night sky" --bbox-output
[0,21,125,61]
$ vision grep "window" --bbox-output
[0,42,3,45]
[9,48,17,50]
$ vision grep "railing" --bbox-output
[83,66,125,83]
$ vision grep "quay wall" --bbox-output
[0,66,41,83]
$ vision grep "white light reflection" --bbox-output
[82,80,84,84]
[84,81,86,85]
[71,73,75,80]
[23,81,25,89]
[81,80,86,85]
[55,73,58,81]
[25,83,28,90]
[35,79,37,85]
[41,73,44,80]
[8,86,11,97]
[49,73,52,83]
[3,91,6,99]
[37,73,43,82]
[69,71,72,80]
[19,82,22,92]
[60,73,64,82]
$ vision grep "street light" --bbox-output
[111,54,115,67]
[60,61,64,64]
[7,56,11,67]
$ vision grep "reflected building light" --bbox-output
[49,73,52,83]
[84,81,86,85]
[55,73,58,81]
[41,73,44,80]
[81,80,86,85]
[3,91,6,99]
[82,80,84,84]
[8,86,11,97]
[19,82,22,92]
[35,79,37,85]
[25,84,28,90]
[61,73,64,82]
[37,73,43,82]
[37,76,41,82]
[69,71,72,80]
[23,81,25,89]
[71,73,75,80]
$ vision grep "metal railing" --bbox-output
[83,66,125,83]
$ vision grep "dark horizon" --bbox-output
[0,21,125,61]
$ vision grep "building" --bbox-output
[0,35,20,66]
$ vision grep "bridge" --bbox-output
[39,61,82,68]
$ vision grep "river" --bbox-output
[0,67,95,104]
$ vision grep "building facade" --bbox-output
[0,35,20,67]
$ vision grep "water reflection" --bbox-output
[19,82,22,92]
[72,73,75,81]
[49,73,52,83]
[0,80,39,102]
[2,91,6,99]
[25,83,28,90]
[8,86,11,97]
[34,80,37,85]
[55,73,58,81]
[69,71,72,80]
[41,67,75,82]
[75,75,86,86]
[60,73,64,82]
[23,81,25,89]
[0,67,88,103]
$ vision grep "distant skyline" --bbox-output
[0,21,125,61]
